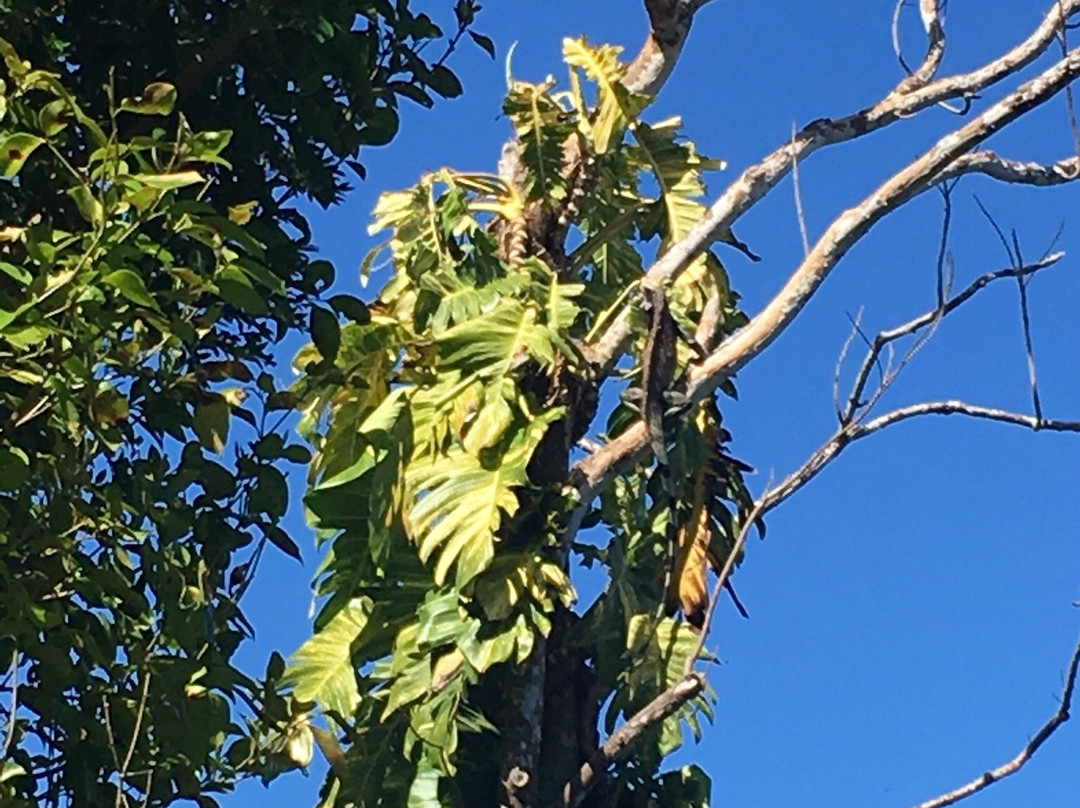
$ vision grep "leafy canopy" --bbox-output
[0,2,488,804]
[287,37,757,808]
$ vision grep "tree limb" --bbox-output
[904,632,1080,808]
[758,400,1080,515]
[551,673,705,808]
[624,0,709,95]
[938,152,1080,185]
[584,0,1080,373]
[572,45,1080,509]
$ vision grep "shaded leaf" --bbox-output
[119,81,177,115]
[194,397,230,454]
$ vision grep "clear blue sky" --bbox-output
[228,2,1080,805]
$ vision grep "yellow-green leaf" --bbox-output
[134,170,204,190]
[0,133,44,177]
[102,269,158,309]
[283,599,370,716]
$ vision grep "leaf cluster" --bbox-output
[286,38,758,807]
[0,42,334,807]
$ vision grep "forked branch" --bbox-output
[572,45,1080,509]
[584,0,1080,373]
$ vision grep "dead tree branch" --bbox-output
[584,0,1080,373]
[904,632,1080,808]
[757,247,1072,515]
[760,401,1080,515]
[551,673,706,808]
[571,44,1080,517]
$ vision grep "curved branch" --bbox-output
[585,0,1080,372]
[906,633,1080,808]
[938,151,1080,184]
[758,401,1080,515]
[845,252,1065,423]
[551,673,705,808]
[573,44,1080,497]
[624,0,710,95]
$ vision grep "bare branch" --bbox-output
[1056,0,1080,154]
[937,152,1080,184]
[118,670,152,799]
[833,307,865,421]
[905,632,1080,808]
[1012,238,1046,422]
[688,48,1080,399]
[551,673,706,808]
[686,491,770,676]
[861,400,1080,435]
[1,648,16,760]
[895,0,947,93]
[584,0,1080,372]
[624,0,710,95]
[573,45,1080,502]
[790,120,811,256]
[759,400,1080,514]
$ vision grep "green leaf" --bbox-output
[0,447,30,489]
[250,465,289,519]
[406,408,561,586]
[0,261,31,284]
[426,65,463,99]
[217,265,269,315]
[119,81,178,116]
[328,294,371,325]
[360,106,400,146]
[0,132,44,177]
[469,31,496,59]
[194,397,230,454]
[283,598,371,716]
[67,185,104,227]
[261,523,301,561]
[407,767,442,808]
[133,170,205,190]
[310,306,341,362]
[0,760,26,783]
[102,269,159,309]
[437,298,559,378]
[39,98,72,136]
[562,37,649,153]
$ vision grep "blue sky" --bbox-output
[228,2,1080,805]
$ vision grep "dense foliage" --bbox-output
[0,2,486,805]
[288,39,758,807]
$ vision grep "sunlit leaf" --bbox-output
[0,132,44,177]
[283,599,371,716]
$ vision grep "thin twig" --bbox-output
[686,490,769,676]
[101,694,127,808]
[833,307,865,421]
[1057,0,1080,154]
[1010,232,1045,423]
[1,648,17,759]
[791,120,811,256]
[118,670,152,796]
[935,182,957,306]
[905,632,1080,808]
